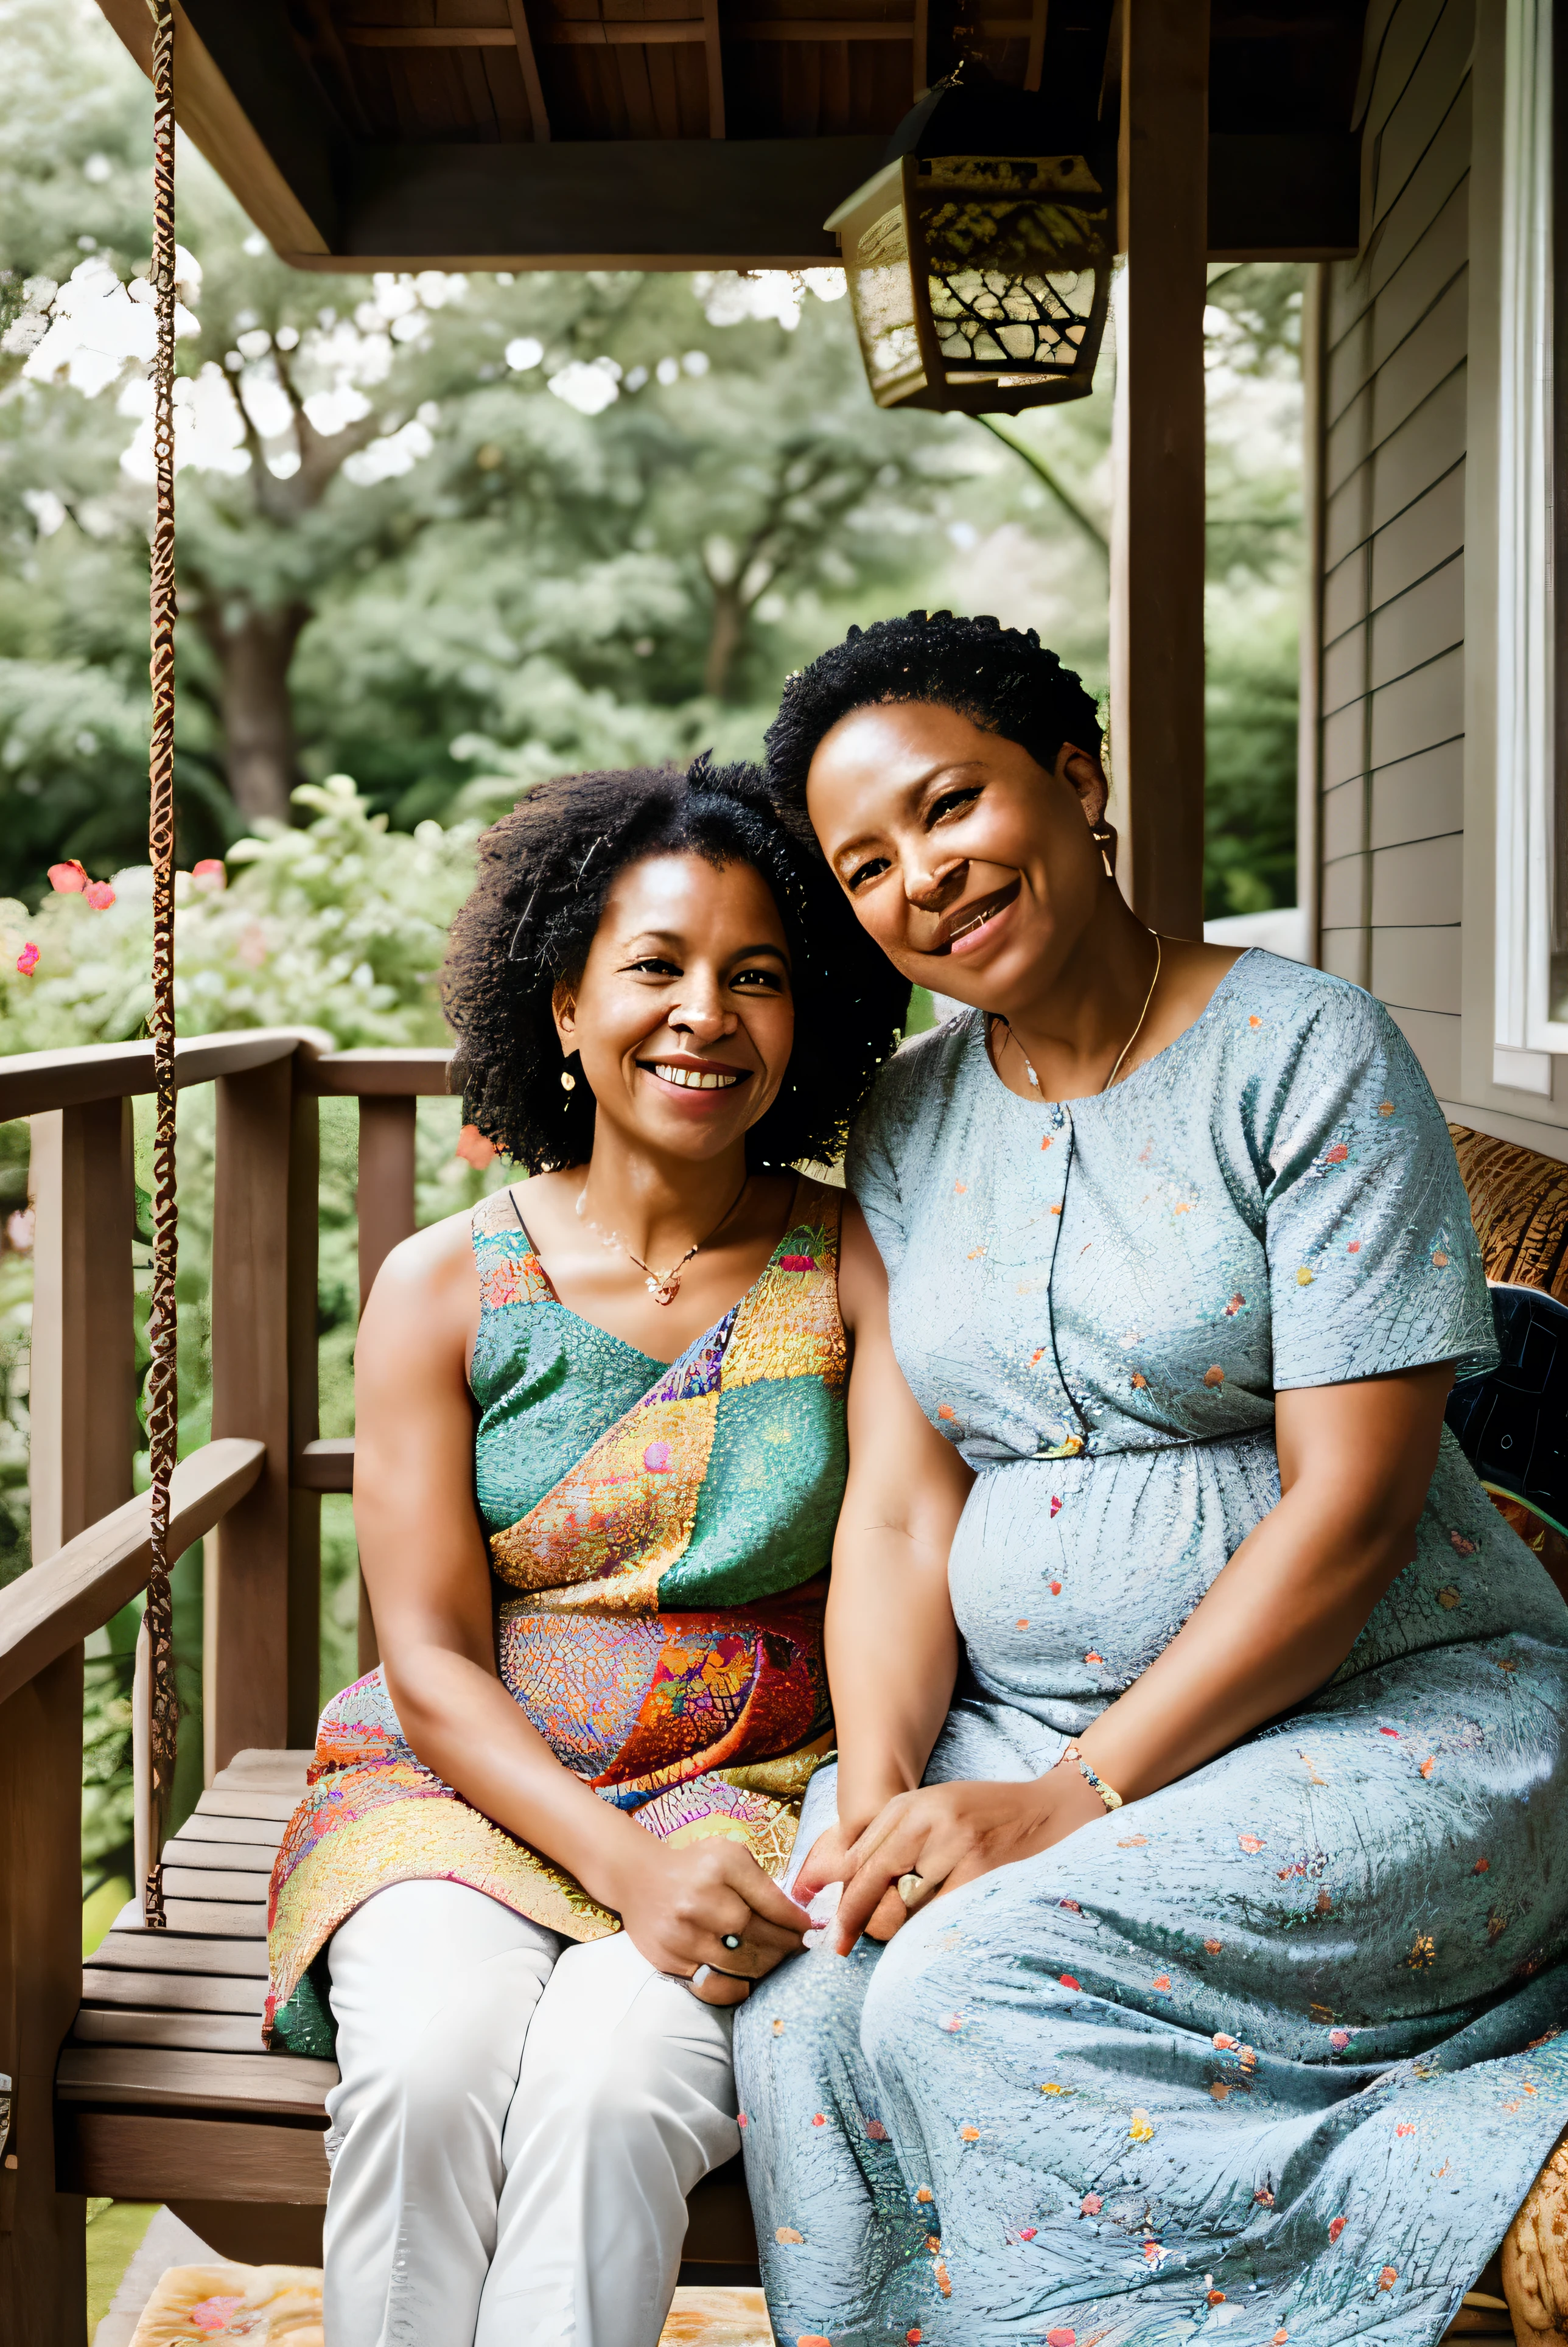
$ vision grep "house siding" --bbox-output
[1314,0,1472,1098]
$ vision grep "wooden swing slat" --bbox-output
[69,2010,277,2054]
[82,1969,265,2015]
[164,1840,276,1872]
[60,2113,330,2206]
[87,1931,269,1979]
[164,1867,273,1901]
[58,2048,335,2119]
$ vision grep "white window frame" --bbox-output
[1494,0,1560,1079]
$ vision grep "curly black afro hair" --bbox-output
[442,758,911,1174]
[764,610,1103,807]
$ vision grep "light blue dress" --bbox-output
[734,951,1568,2347]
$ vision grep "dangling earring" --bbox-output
[1091,824,1116,880]
[560,1068,576,1092]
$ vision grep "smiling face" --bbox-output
[803,700,1111,1013]
[553,851,794,1163]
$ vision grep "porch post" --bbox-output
[1109,0,1210,937]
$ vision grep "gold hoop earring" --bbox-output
[1091,824,1116,880]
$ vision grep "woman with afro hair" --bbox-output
[732,612,1568,2347]
[262,755,971,2346]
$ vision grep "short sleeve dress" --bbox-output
[733,952,1568,2347]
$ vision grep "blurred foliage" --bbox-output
[0,0,1300,918]
[0,783,505,1890]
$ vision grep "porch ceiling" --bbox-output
[94,0,1368,270]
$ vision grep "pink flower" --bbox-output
[643,1441,671,1472]
[84,880,115,909]
[1328,2216,1346,2243]
[1380,1727,1400,1738]
[1323,1143,1348,1163]
[1329,2029,1350,2051]
[1047,2331,1076,2347]
[454,1124,497,1170]
[1238,1833,1265,1853]
[189,2300,243,2335]
[779,1253,816,1273]
[46,860,86,893]
[15,942,39,975]
[1080,2194,1102,2216]
[866,2119,888,2140]
[1049,1495,1062,1517]
[737,2112,747,2127]
[941,2013,964,2032]
[811,2113,825,2127]
[192,857,227,890]
[1018,2226,1037,2240]
[1347,1239,1360,1253]
[1059,1974,1081,1992]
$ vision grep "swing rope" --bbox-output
[141,0,179,1930]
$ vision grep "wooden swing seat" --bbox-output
[56,1744,760,2278]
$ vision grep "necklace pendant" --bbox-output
[648,1275,681,1306]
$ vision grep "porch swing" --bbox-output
[47,1,759,2282]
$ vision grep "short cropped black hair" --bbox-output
[764,610,1103,806]
[442,758,910,1173]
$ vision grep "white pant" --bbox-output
[323,1879,739,2347]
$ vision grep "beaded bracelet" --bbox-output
[1059,1739,1124,1811]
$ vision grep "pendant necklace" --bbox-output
[575,1172,752,1306]
[991,932,1163,1097]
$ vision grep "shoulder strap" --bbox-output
[471,1186,553,1314]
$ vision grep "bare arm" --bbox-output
[354,1217,807,2000]
[830,1360,1454,1948]
[791,1203,973,1911]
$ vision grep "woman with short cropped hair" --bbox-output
[735,612,1568,2347]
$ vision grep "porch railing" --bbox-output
[0,1029,445,2325]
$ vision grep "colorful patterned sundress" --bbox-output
[267,1175,845,2046]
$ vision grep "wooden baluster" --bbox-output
[0,1100,134,2340]
[1109,0,1210,938]
[285,1083,322,1747]
[354,1097,418,1676]
[208,1062,293,1769]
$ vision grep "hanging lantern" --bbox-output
[824,60,1115,417]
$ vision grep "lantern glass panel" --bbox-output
[922,155,1102,391]
[828,148,1113,416]
[844,191,924,404]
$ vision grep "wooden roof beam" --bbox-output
[505,0,552,139]
[702,0,726,135]
[340,18,917,41]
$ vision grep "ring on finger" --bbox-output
[898,1872,933,1913]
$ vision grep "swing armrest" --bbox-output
[0,1437,265,1706]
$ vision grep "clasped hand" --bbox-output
[612,1834,810,2006]
[796,1769,1107,1955]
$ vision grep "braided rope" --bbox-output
[142,0,178,1930]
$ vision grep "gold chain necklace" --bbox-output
[992,932,1163,1098]
[575,1173,752,1306]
